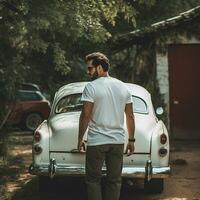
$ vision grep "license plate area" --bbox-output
[50,152,150,166]
[50,152,86,165]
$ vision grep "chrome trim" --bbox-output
[145,160,152,181]
[49,158,56,178]
[29,163,171,179]
[50,150,150,155]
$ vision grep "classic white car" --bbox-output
[29,82,171,193]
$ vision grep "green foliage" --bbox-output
[0,0,141,119]
[0,0,140,98]
[0,0,199,122]
[110,47,136,82]
[133,0,200,27]
[53,43,70,75]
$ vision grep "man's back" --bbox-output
[78,52,135,200]
[81,76,132,146]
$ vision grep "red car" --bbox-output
[6,90,51,131]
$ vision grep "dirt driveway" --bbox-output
[0,131,200,200]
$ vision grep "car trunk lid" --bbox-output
[49,112,156,154]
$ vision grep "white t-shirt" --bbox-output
[81,76,132,146]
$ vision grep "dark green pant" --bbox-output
[85,144,124,200]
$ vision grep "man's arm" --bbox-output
[78,101,94,151]
[125,103,135,156]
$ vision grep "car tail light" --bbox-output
[34,131,41,142]
[160,134,167,144]
[33,144,42,154]
[159,147,168,157]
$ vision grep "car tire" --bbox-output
[144,178,164,193]
[23,112,43,131]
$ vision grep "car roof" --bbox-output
[55,81,151,102]
[57,82,88,95]
[20,83,41,91]
[50,81,154,117]
[17,90,46,99]
[17,89,42,94]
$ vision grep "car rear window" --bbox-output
[55,94,148,114]
[55,94,82,113]
[17,91,43,101]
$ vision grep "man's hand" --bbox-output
[77,139,86,152]
[125,141,135,156]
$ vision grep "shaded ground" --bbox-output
[0,131,33,200]
[0,131,200,200]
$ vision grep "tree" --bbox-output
[22,0,138,93]
[0,0,142,121]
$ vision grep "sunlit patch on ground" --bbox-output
[160,198,188,200]
[6,173,33,193]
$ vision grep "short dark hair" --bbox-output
[86,52,110,72]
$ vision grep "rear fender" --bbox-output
[150,120,169,167]
[33,120,50,165]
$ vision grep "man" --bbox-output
[77,52,135,200]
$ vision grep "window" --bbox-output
[17,91,43,101]
[55,94,82,113]
[132,96,148,114]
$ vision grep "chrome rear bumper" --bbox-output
[29,159,171,180]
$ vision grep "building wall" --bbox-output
[156,53,169,104]
[156,36,200,130]
[156,52,170,129]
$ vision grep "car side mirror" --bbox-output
[156,107,164,115]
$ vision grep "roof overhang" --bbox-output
[110,6,200,52]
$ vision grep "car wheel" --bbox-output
[24,112,43,131]
[144,178,164,193]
